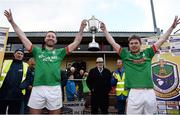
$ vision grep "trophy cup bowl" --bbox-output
[87,16,100,51]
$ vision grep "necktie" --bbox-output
[99,68,102,73]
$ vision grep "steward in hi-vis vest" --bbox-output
[111,59,129,114]
[0,49,31,114]
[114,71,128,97]
[0,60,29,95]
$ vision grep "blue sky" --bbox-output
[0,0,180,33]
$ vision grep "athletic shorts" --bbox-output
[28,85,62,110]
[127,88,157,114]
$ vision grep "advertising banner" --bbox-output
[0,27,9,73]
[142,34,180,114]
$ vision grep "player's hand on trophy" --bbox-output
[80,19,87,31]
[100,22,107,32]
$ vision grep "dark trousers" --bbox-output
[0,100,22,114]
[76,82,83,101]
[20,98,30,114]
[61,86,65,101]
[91,94,109,114]
[83,93,89,108]
[117,99,126,114]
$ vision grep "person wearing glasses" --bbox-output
[86,57,112,114]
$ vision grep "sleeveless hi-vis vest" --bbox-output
[0,60,29,95]
[114,72,128,96]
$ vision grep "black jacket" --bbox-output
[86,67,112,95]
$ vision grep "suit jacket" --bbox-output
[86,67,112,95]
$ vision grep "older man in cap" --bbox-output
[86,57,112,114]
[0,48,31,114]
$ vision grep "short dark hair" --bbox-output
[128,35,142,44]
[45,31,57,37]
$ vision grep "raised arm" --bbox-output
[100,22,121,53]
[154,16,180,50]
[67,19,87,53]
[4,9,32,51]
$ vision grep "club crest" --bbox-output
[152,59,180,100]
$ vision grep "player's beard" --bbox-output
[45,39,55,47]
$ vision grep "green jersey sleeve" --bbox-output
[144,45,157,59]
[57,48,67,59]
[119,48,128,60]
[32,46,41,58]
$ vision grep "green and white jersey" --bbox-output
[119,45,156,88]
[32,46,67,86]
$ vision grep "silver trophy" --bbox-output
[87,16,100,51]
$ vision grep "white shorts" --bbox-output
[127,88,157,114]
[28,85,62,110]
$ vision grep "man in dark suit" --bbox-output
[86,57,112,114]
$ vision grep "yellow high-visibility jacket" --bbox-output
[0,60,29,95]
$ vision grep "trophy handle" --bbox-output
[96,20,101,32]
[85,21,89,31]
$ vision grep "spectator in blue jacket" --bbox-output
[66,74,77,101]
